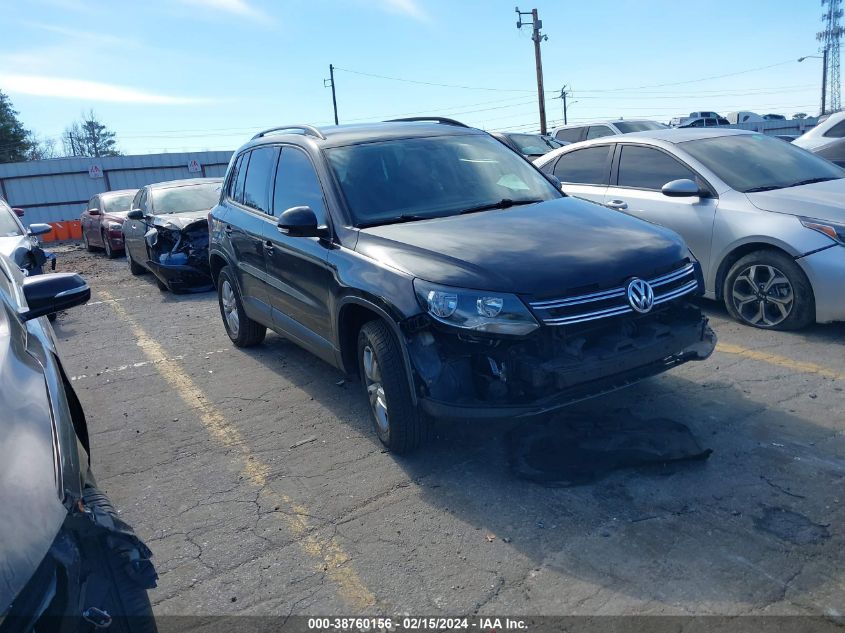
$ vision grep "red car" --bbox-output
[80,189,138,258]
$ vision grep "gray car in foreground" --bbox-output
[535,129,845,329]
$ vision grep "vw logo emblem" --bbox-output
[626,278,655,313]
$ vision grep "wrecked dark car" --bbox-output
[123,178,222,292]
[0,197,56,276]
[0,253,157,632]
[208,119,716,453]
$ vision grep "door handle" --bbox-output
[264,241,274,255]
[606,200,628,210]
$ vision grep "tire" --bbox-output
[103,232,117,259]
[83,231,95,253]
[217,266,266,347]
[723,250,815,330]
[127,250,146,276]
[357,319,427,453]
[48,312,57,322]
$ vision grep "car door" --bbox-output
[224,148,275,316]
[603,144,717,270]
[123,188,149,263]
[82,196,101,246]
[264,146,334,349]
[548,144,614,204]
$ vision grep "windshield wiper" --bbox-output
[459,198,543,215]
[744,185,783,193]
[785,176,839,188]
[357,214,435,229]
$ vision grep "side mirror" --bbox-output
[20,273,90,321]
[278,206,323,238]
[27,223,53,236]
[661,179,702,198]
[88,208,101,216]
[127,209,144,220]
[12,207,24,218]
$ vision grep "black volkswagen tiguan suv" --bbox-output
[209,118,717,453]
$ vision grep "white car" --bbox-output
[550,119,667,144]
[793,111,845,152]
[535,128,845,329]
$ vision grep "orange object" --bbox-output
[39,227,55,242]
[52,222,70,241]
[69,220,82,240]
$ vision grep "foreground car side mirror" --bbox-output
[127,209,144,220]
[88,207,101,215]
[12,207,24,218]
[278,206,326,238]
[661,179,702,198]
[27,223,53,236]
[20,273,90,321]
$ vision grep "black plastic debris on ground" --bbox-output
[507,411,712,487]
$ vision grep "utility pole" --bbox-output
[822,47,829,115]
[817,0,844,114]
[324,64,339,125]
[560,86,570,124]
[516,7,548,134]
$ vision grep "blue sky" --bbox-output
[0,0,830,154]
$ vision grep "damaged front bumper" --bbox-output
[144,220,212,292]
[407,303,716,420]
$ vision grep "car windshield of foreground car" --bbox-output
[0,204,23,237]
[102,192,135,213]
[614,121,668,133]
[326,134,561,227]
[681,134,845,193]
[508,133,562,155]
[152,183,221,214]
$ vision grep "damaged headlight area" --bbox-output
[414,279,540,336]
[144,219,212,292]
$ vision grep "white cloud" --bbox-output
[0,74,206,105]
[378,0,429,21]
[178,0,266,19]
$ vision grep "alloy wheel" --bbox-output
[362,345,389,434]
[221,280,239,336]
[103,234,112,258]
[731,264,794,327]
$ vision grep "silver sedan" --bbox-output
[535,128,845,330]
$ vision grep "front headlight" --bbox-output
[800,216,845,246]
[413,279,539,336]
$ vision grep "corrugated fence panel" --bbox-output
[0,151,233,223]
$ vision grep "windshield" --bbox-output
[0,203,23,237]
[102,192,135,214]
[152,182,221,214]
[614,121,668,133]
[681,134,845,193]
[326,134,561,227]
[507,133,563,155]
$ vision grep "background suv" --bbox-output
[209,119,716,453]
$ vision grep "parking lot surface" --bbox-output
[53,245,845,617]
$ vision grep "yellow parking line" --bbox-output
[99,289,376,610]
[717,342,845,382]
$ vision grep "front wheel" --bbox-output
[723,250,815,330]
[103,232,117,259]
[357,320,427,453]
[217,266,266,347]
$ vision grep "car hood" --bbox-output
[355,197,688,297]
[150,210,209,230]
[0,235,29,259]
[745,178,845,223]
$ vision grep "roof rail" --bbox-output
[252,124,326,141]
[384,117,469,128]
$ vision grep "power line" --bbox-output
[333,66,538,93]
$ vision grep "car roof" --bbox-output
[99,188,138,198]
[616,128,752,143]
[147,177,223,190]
[553,119,656,130]
[243,121,483,151]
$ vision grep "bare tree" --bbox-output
[792,112,809,119]
[63,110,121,157]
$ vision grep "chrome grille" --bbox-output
[528,263,698,326]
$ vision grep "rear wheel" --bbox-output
[357,320,427,453]
[217,266,266,347]
[723,250,814,330]
[127,249,146,276]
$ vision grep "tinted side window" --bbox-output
[617,145,696,190]
[233,151,250,204]
[87,196,97,211]
[554,127,584,143]
[586,125,614,140]
[824,119,845,138]
[242,146,278,214]
[273,148,327,223]
[138,189,149,213]
[552,146,612,185]
[227,153,244,199]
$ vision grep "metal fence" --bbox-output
[0,151,234,225]
[731,117,819,135]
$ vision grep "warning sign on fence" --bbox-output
[88,164,103,179]
[188,159,202,173]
